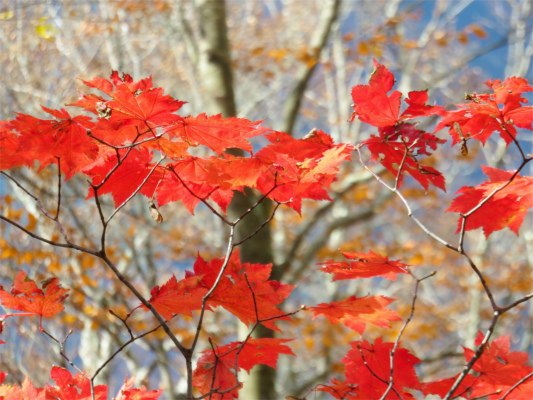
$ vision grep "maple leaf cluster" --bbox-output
[1,71,352,215]
[1,64,532,399]
[352,60,533,237]
[144,249,294,332]
[0,366,160,400]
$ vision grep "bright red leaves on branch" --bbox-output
[164,113,268,155]
[190,250,294,331]
[144,275,207,319]
[0,367,161,400]
[447,166,533,237]
[71,71,185,128]
[0,271,69,331]
[1,71,352,215]
[435,76,533,146]
[192,338,294,399]
[352,60,446,191]
[7,107,98,179]
[143,249,294,331]
[342,338,422,399]
[320,250,410,281]
[423,333,533,399]
[351,60,402,127]
[309,295,402,333]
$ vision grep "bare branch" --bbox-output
[380,271,436,400]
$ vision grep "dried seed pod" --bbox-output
[453,122,468,156]
[147,199,163,223]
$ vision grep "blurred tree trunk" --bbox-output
[194,1,277,398]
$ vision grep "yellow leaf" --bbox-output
[35,17,57,41]
[0,11,13,20]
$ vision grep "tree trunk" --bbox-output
[194,1,278,398]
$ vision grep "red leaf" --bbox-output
[190,250,294,331]
[362,124,445,191]
[310,295,402,333]
[255,130,352,213]
[9,107,99,179]
[71,72,185,128]
[435,76,532,146]
[465,334,533,398]
[314,378,363,399]
[83,147,163,208]
[0,376,47,400]
[143,275,207,319]
[0,271,69,331]
[0,123,33,171]
[342,338,422,399]
[424,334,533,399]
[401,90,444,120]
[47,367,107,400]
[192,338,294,399]
[155,156,235,214]
[115,376,163,400]
[447,166,533,237]
[164,113,268,155]
[351,60,402,127]
[421,374,478,398]
[319,250,410,281]
[193,347,240,400]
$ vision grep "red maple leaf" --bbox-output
[362,124,446,191]
[71,71,185,128]
[342,338,422,399]
[192,338,294,399]
[351,61,442,128]
[434,76,532,146]
[0,376,47,400]
[320,250,410,281]
[164,113,268,155]
[255,130,353,213]
[46,367,107,400]
[192,346,240,400]
[421,374,478,399]
[447,166,533,237]
[8,107,98,179]
[314,378,363,400]
[143,275,207,319]
[309,295,402,333]
[465,333,533,399]
[155,156,235,214]
[115,376,162,400]
[351,60,402,127]
[83,147,163,208]
[0,271,69,331]
[401,90,444,120]
[190,250,294,331]
[422,333,533,399]
[0,123,33,171]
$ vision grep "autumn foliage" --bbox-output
[1,61,532,399]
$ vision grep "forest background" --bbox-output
[0,0,532,399]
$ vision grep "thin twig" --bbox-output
[380,271,436,400]
[42,328,94,398]
[498,371,533,400]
